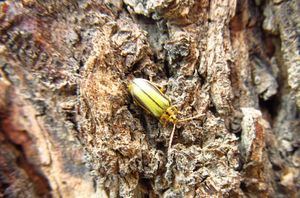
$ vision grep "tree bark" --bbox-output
[0,0,299,197]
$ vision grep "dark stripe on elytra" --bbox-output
[146,82,170,103]
[132,94,153,114]
[134,81,165,111]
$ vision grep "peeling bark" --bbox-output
[0,0,299,197]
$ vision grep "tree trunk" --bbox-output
[0,0,299,197]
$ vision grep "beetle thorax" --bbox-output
[159,106,178,125]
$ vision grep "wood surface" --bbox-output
[0,0,299,197]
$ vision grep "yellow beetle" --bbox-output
[128,78,203,150]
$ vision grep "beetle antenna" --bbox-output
[168,123,176,151]
[178,113,204,123]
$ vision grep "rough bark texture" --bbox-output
[0,0,299,197]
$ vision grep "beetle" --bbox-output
[128,78,203,151]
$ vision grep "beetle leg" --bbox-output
[159,113,169,127]
[168,123,176,151]
[177,111,184,115]
[166,106,177,114]
[171,106,178,113]
[148,79,166,93]
[154,83,166,93]
[178,113,205,122]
